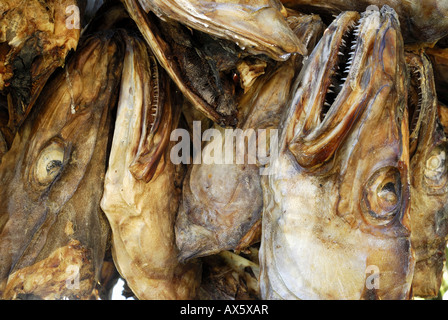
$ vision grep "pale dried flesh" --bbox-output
[0,31,123,299]
[259,7,414,300]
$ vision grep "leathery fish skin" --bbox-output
[174,11,325,263]
[407,51,448,298]
[0,30,124,299]
[100,33,201,300]
[259,6,414,300]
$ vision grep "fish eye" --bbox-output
[424,143,448,191]
[33,139,67,186]
[362,167,401,225]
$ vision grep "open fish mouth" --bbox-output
[260,5,412,300]
[288,5,403,171]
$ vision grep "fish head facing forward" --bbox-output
[407,51,448,298]
[261,6,413,300]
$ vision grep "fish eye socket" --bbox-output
[424,143,448,190]
[34,140,66,186]
[362,167,401,225]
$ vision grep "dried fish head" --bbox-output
[260,6,413,300]
[0,0,83,137]
[0,31,124,299]
[198,250,260,300]
[279,0,448,46]
[122,0,241,126]
[407,51,448,298]
[100,34,201,300]
[136,0,307,59]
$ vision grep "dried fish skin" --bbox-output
[122,0,239,126]
[427,47,448,106]
[0,0,82,133]
[407,51,448,298]
[175,11,324,263]
[0,31,124,299]
[136,0,307,59]
[260,7,413,300]
[279,0,448,46]
[174,48,299,263]
[100,34,201,300]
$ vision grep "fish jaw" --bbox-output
[0,0,82,134]
[260,6,414,300]
[0,32,123,298]
[122,0,239,127]
[407,51,448,298]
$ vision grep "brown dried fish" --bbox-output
[135,0,307,59]
[259,7,413,299]
[279,0,448,46]
[0,30,124,299]
[100,34,201,300]
[122,0,241,126]
[175,12,325,262]
[407,51,448,298]
[0,0,83,143]
[198,250,260,300]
